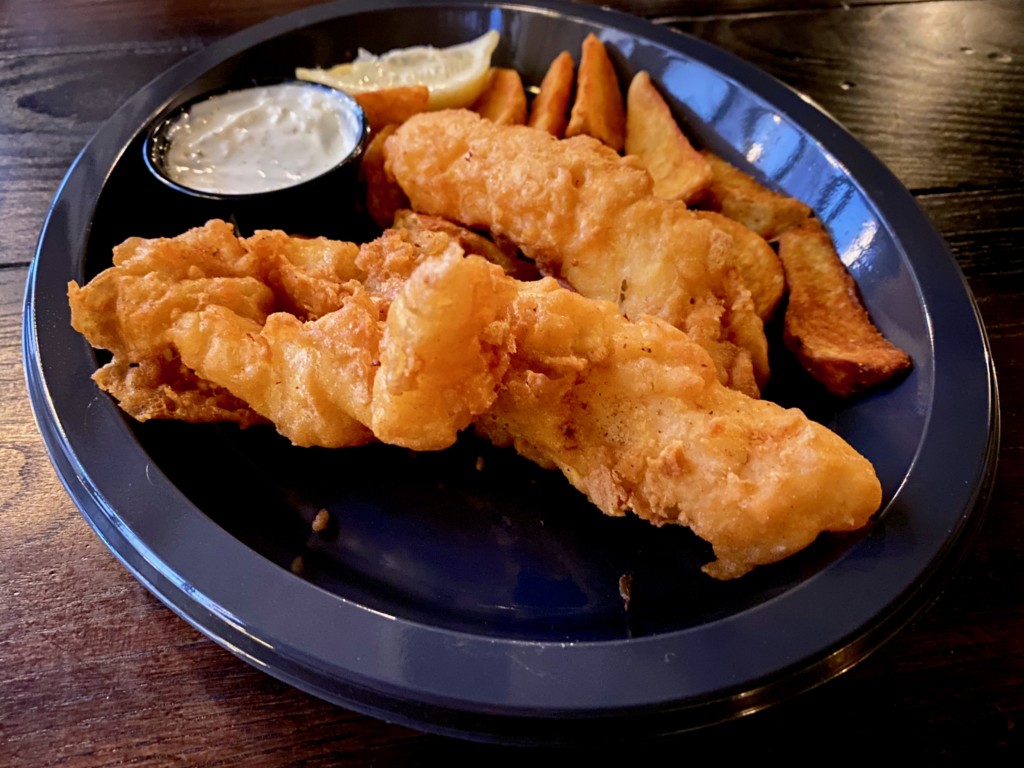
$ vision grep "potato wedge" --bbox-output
[699,151,812,240]
[528,51,575,137]
[778,218,911,396]
[625,71,711,204]
[353,86,430,133]
[694,210,785,321]
[472,67,528,125]
[565,34,625,151]
[360,124,408,228]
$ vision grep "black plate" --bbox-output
[24,0,998,745]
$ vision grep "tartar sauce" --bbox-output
[161,82,363,195]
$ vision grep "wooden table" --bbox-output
[2,0,1021,762]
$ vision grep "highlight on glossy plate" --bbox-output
[69,27,912,583]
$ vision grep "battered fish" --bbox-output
[70,220,882,578]
[170,293,382,448]
[475,278,881,579]
[384,109,769,397]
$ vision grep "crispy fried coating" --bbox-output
[384,109,769,395]
[69,272,274,360]
[69,220,373,436]
[693,210,785,321]
[68,220,277,359]
[778,219,912,396]
[101,224,509,449]
[106,218,258,277]
[475,278,881,579]
[70,220,883,578]
[370,248,516,449]
[392,209,541,281]
[243,229,363,319]
[170,291,383,448]
[355,226,456,303]
[93,354,266,427]
[68,220,370,363]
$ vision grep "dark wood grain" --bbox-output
[0,0,946,54]
[0,50,188,267]
[2,0,1021,763]
[669,0,1024,192]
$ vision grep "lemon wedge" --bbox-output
[296,30,500,111]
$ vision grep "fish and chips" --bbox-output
[69,32,914,579]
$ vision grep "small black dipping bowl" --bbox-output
[144,80,370,241]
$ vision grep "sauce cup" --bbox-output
[144,80,370,241]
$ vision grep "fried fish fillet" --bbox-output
[384,109,768,397]
[392,209,541,281]
[242,228,363,320]
[170,293,382,448]
[92,354,266,427]
[369,246,516,449]
[70,221,882,579]
[475,278,881,579]
[70,220,510,447]
[68,271,275,360]
[170,255,515,450]
[68,220,371,423]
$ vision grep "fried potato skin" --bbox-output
[472,68,528,125]
[353,86,430,133]
[360,124,410,228]
[625,71,712,204]
[778,219,912,397]
[699,150,812,240]
[565,34,625,151]
[527,51,574,137]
